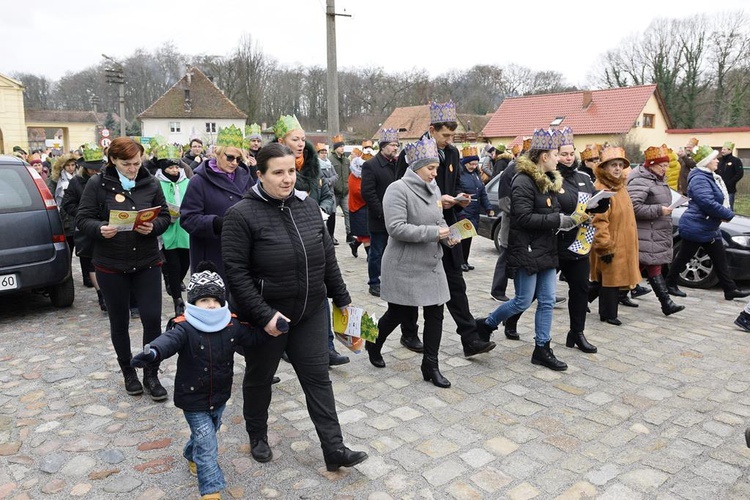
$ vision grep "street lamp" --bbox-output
[102,54,126,138]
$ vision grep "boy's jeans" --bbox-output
[183,405,226,496]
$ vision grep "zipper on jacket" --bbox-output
[206,334,213,408]
[287,206,309,321]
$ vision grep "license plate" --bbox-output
[0,274,19,291]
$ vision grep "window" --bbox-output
[643,114,655,128]
[550,116,565,127]
[205,122,216,133]
[169,122,181,133]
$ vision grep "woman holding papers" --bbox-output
[365,137,458,387]
[589,147,641,326]
[222,143,367,471]
[76,137,170,400]
[475,129,576,371]
[457,146,493,272]
[626,145,685,316]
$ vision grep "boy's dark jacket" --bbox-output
[150,315,262,411]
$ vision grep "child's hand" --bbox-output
[265,311,291,337]
[131,347,157,367]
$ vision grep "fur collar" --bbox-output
[515,155,562,194]
[593,162,627,191]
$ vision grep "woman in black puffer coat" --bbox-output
[76,138,171,401]
[222,143,367,472]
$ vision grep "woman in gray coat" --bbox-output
[626,145,685,316]
[365,137,458,388]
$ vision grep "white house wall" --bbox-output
[141,118,246,146]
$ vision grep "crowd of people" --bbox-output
[16,106,749,499]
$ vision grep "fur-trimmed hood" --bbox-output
[594,162,627,191]
[515,155,562,194]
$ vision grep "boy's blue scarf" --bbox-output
[184,303,231,333]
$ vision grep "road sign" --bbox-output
[101,128,110,138]
[100,138,111,148]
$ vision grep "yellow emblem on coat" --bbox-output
[115,194,126,203]
[449,164,453,173]
[560,188,565,194]
[437,199,442,209]
[546,198,551,207]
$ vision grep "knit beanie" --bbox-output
[186,261,226,306]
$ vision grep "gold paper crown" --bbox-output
[273,115,302,139]
[216,125,245,149]
[316,143,328,152]
[522,136,532,151]
[643,144,670,166]
[687,137,699,148]
[332,134,344,144]
[599,146,630,167]
[511,143,521,156]
[580,144,601,161]
[461,145,478,157]
[81,143,104,162]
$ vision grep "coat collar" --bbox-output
[401,168,439,203]
[515,155,562,193]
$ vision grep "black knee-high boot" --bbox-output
[648,275,685,316]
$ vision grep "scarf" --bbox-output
[295,155,304,171]
[208,158,235,182]
[54,170,74,206]
[117,170,136,191]
[184,303,232,333]
[698,166,730,209]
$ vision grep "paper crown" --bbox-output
[316,143,328,152]
[379,128,399,144]
[723,141,735,151]
[81,143,104,162]
[405,137,439,171]
[599,146,630,168]
[580,144,602,161]
[461,144,478,157]
[496,143,506,153]
[522,136,532,151]
[511,143,521,156]
[687,137,699,148]
[558,127,574,147]
[643,144,670,166]
[245,123,262,140]
[154,143,183,160]
[216,125,245,149]
[530,129,561,151]
[429,100,457,124]
[694,145,718,168]
[273,115,302,139]
[148,135,166,156]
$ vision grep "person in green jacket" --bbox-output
[155,152,191,316]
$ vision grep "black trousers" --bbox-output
[96,266,162,363]
[599,286,620,320]
[241,302,343,455]
[491,246,509,297]
[163,248,190,301]
[561,258,590,333]
[378,303,444,359]
[461,238,473,264]
[667,237,736,292]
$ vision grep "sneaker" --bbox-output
[491,293,510,302]
[368,285,380,297]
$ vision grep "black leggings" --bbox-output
[163,248,190,300]
[97,266,163,364]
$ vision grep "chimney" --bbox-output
[261,122,267,130]
[582,91,593,109]
[186,66,192,85]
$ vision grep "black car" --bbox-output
[0,155,74,307]
[477,173,750,289]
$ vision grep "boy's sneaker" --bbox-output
[188,460,197,477]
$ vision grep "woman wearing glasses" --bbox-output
[180,134,254,279]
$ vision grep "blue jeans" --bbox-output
[486,268,556,346]
[367,230,388,286]
[183,405,226,496]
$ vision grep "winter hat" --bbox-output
[13,146,27,155]
[694,145,719,169]
[187,261,226,306]
[332,134,345,150]
[29,158,42,165]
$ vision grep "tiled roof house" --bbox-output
[377,104,492,144]
[138,67,247,145]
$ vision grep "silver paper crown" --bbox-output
[558,126,574,147]
[429,100,457,124]
[405,137,439,170]
[530,128,561,151]
[379,128,399,144]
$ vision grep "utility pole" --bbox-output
[102,54,126,137]
[326,0,350,140]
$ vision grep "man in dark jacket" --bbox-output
[330,135,352,242]
[677,137,699,196]
[395,101,496,358]
[717,140,744,210]
[361,131,400,298]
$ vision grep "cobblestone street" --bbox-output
[2,217,750,499]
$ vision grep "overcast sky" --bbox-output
[2,0,746,89]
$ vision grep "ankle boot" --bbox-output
[173,297,185,316]
[475,317,497,342]
[323,446,368,471]
[503,313,521,340]
[631,283,651,298]
[566,330,597,353]
[665,276,687,297]
[420,355,451,388]
[531,341,568,371]
[365,340,385,368]
[648,275,685,316]
[82,271,93,288]
[349,240,360,258]
[97,290,107,312]
[735,311,750,332]
[142,364,168,402]
[618,290,639,307]
[119,359,143,395]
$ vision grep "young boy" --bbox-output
[132,261,268,500]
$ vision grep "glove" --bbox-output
[131,348,157,367]
[558,214,577,231]
[600,254,614,264]
[587,196,610,213]
[212,216,223,235]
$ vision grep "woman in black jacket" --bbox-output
[222,143,367,471]
[76,137,171,400]
[477,129,577,371]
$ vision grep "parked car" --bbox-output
[0,155,74,307]
[477,172,750,289]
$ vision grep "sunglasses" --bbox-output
[224,154,242,163]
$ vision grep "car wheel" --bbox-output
[49,275,75,307]
[673,240,719,289]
